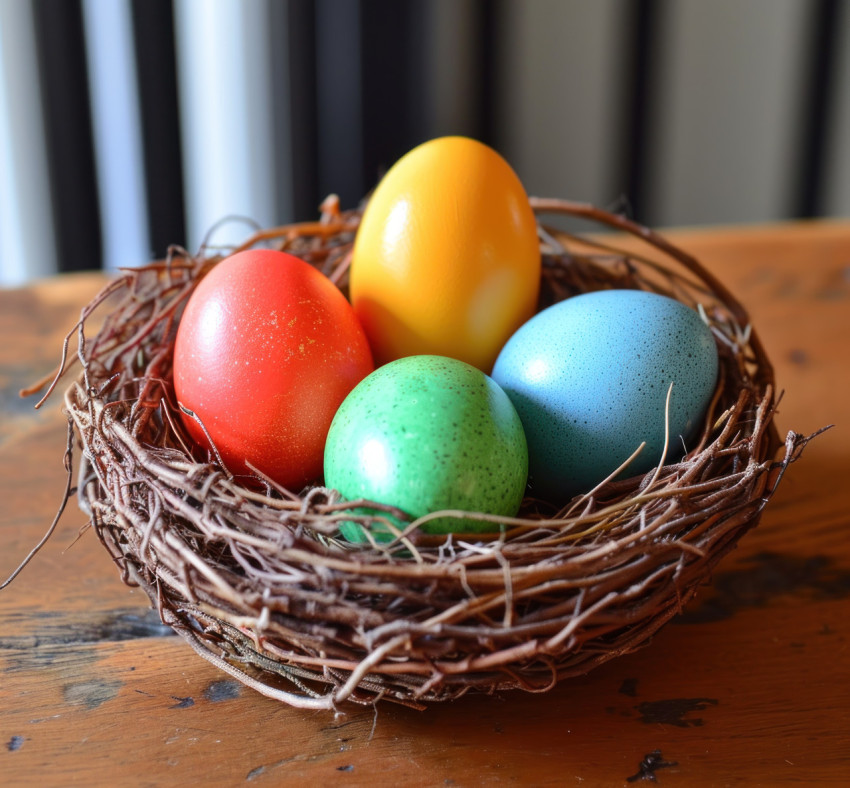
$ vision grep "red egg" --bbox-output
[173,249,374,490]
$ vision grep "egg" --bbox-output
[173,249,374,490]
[350,136,540,372]
[491,290,719,500]
[323,355,528,542]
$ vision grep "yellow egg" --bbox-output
[350,136,541,372]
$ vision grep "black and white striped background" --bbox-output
[1,0,848,286]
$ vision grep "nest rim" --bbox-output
[43,196,812,711]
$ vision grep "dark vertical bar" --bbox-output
[32,0,102,273]
[359,0,430,190]
[403,1,431,148]
[283,0,319,220]
[793,0,843,218]
[618,0,664,224]
[471,0,500,148]
[131,0,186,256]
[314,0,364,208]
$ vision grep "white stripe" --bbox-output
[497,0,622,207]
[0,0,58,286]
[173,0,278,252]
[651,0,809,226]
[81,0,151,272]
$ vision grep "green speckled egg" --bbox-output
[324,355,528,542]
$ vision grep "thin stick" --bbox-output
[1,419,76,590]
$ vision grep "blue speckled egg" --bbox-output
[324,355,528,542]
[491,290,719,500]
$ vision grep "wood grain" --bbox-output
[1,224,848,786]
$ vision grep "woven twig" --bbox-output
[44,197,814,710]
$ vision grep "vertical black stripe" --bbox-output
[793,0,844,218]
[403,2,430,149]
[131,0,186,256]
[284,0,319,221]
[32,0,102,273]
[619,0,664,224]
[471,0,500,149]
[360,0,430,191]
[314,0,364,209]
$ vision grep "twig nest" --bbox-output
[58,198,812,710]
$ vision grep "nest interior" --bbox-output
[43,197,812,711]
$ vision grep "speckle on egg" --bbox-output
[492,290,719,500]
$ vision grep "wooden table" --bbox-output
[1,222,848,786]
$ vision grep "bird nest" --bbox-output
[37,197,812,710]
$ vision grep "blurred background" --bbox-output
[1,0,848,286]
